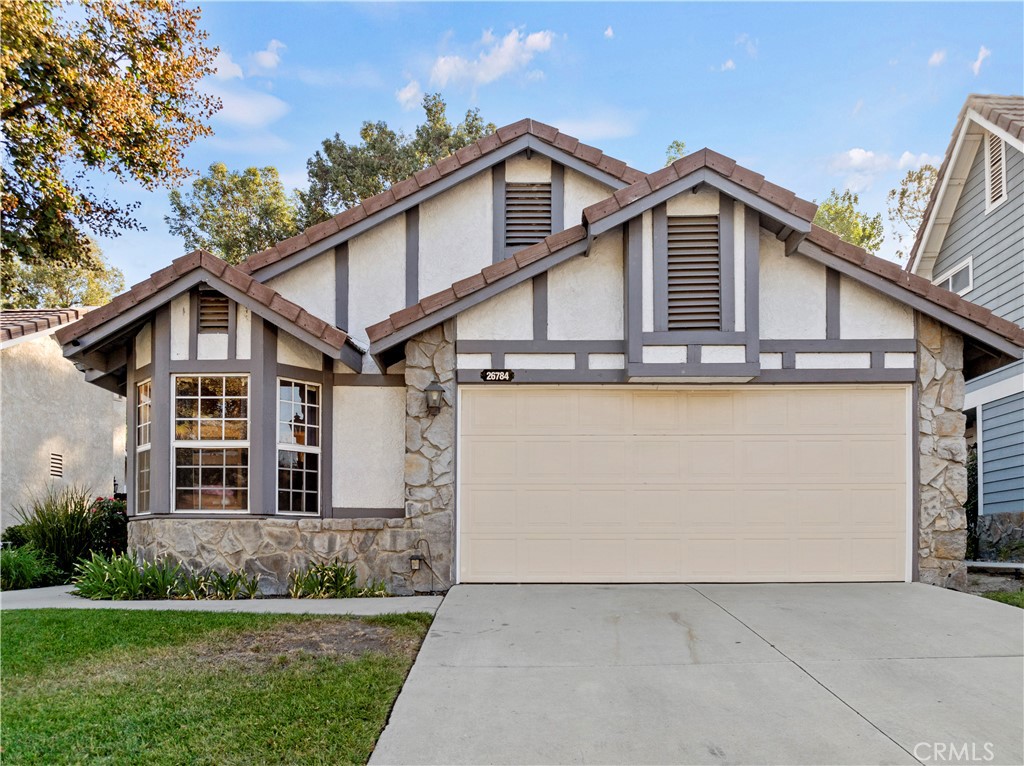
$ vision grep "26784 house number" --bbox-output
[480,369,514,382]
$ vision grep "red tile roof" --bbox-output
[807,225,1024,348]
[582,148,818,226]
[55,250,355,352]
[366,226,588,343]
[906,94,1024,271]
[238,118,645,276]
[1,308,91,343]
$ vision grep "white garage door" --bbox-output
[459,386,909,583]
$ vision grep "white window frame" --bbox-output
[984,132,1007,214]
[276,377,322,516]
[136,379,152,515]
[171,373,250,514]
[933,258,973,296]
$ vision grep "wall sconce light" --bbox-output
[424,380,445,415]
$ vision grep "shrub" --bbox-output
[287,560,388,598]
[73,551,144,600]
[206,570,261,600]
[0,546,61,590]
[71,551,260,600]
[90,497,128,555]
[1,523,30,549]
[14,485,97,578]
[140,558,181,599]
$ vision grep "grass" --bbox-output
[1,609,433,765]
[982,590,1024,609]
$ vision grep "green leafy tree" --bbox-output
[813,189,885,255]
[887,165,938,261]
[165,163,300,264]
[1,0,219,269]
[665,139,687,165]
[298,94,495,226]
[2,240,125,309]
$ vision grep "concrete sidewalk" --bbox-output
[0,585,443,615]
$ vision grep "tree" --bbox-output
[165,163,299,264]
[2,240,125,309]
[812,189,885,255]
[1,0,219,269]
[887,165,938,261]
[665,139,687,165]
[297,94,496,226]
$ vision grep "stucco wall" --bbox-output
[134,324,152,368]
[564,168,613,227]
[458,281,533,340]
[266,248,336,325]
[505,154,551,182]
[419,170,493,297]
[760,231,827,339]
[839,275,914,339]
[1,334,126,528]
[333,386,405,509]
[348,214,406,348]
[278,331,322,370]
[548,232,624,340]
[170,294,189,360]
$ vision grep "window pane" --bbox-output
[173,447,249,512]
[950,266,970,293]
[200,376,224,397]
[176,398,198,418]
[176,377,198,397]
[277,447,318,514]
[137,450,151,514]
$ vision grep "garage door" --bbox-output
[459,386,909,583]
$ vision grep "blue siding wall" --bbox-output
[980,392,1024,515]
[934,141,1024,326]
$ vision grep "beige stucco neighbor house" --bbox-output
[57,120,1024,594]
[1,308,126,530]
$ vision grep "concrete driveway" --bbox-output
[371,584,1023,766]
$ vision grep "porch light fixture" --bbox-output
[424,380,445,415]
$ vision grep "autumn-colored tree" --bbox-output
[813,189,885,255]
[887,165,938,261]
[665,139,687,165]
[166,164,300,264]
[1,0,219,269]
[298,94,495,226]
[2,240,125,309]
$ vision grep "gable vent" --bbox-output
[49,453,63,478]
[505,183,552,250]
[667,216,721,331]
[986,132,1006,207]
[198,292,230,333]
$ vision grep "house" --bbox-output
[907,95,1024,556]
[1,308,126,530]
[57,120,1024,594]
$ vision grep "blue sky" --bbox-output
[97,1,1024,286]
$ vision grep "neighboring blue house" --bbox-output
[908,94,1024,546]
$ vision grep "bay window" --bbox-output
[277,379,320,514]
[173,375,249,512]
[136,380,152,514]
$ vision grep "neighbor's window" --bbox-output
[935,260,972,296]
[173,375,249,512]
[136,380,152,514]
[277,379,320,515]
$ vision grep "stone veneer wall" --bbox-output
[129,321,457,596]
[917,314,969,589]
[977,512,1024,560]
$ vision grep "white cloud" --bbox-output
[430,28,555,87]
[971,45,991,75]
[213,50,243,80]
[250,39,286,74]
[828,147,893,192]
[207,83,290,129]
[928,49,946,67]
[604,26,614,39]
[852,98,864,116]
[735,32,758,57]
[554,108,641,141]
[720,59,736,72]
[898,151,942,171]
[526,69,545,82]
[395,79,423,111]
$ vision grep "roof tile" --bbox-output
[729,164,766,193]
[305,216,341,242]
[172,250,202,275]
[704,149,737,176]
[454,143,483,165]
[758,180,797,212]
[671,151,706,178]
[613,179,653,208]
[552,132,579,154]
[361,188,396,215]
[496,119,531,142]
[413,165,442,187]
[582,196,620,224]
[452,273,486,298]
[435,154,460,177]
[597,155,628,178]
[530,120,559,142]
[514,240,552,268]
[573,142,603,165]
[481,256,520,284]
[476,132,502,154]
[269,294,301,322]
[389,303,426,330]
[420,287,459,315]
[366,318,395,343]
[647,165,680,192]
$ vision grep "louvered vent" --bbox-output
[198,292,230,333]
[667,216,721,330]
[987,132,1006,206]
[49,453,63,478]
[505,183,552,249]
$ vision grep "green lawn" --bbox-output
[1,609,432,765]
[983,590,1024,609]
